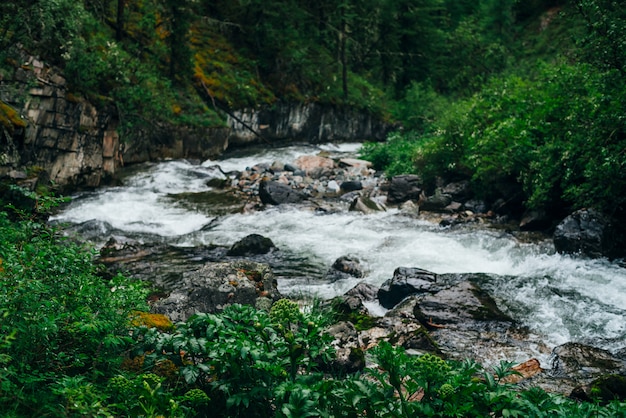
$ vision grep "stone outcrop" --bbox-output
[151,261,281,322]
[553,208,625,259]
[227,102,390,146]
[1,56,122,190]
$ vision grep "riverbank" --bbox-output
[50,143,626,401]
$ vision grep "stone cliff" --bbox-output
[1,56,120,190]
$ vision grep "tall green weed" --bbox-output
[0,211,148,415]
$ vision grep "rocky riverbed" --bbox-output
[75,147,626,402]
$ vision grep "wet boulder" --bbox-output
[348,195,386,214]
[340,180,363,193]
[151,261,281,322]
[377,267,438,309]
[324,255,365,282]
[327,293,376,333]
[548,342,626,400]
[227,233,277,256]
[412,280,512,327]
[553,208,624,259]
[406,276,552,369]
[419,189,453,212]
[550,342,625,381]
[386,174,422,204]
[259,180,306,205]
[344,282,379,303]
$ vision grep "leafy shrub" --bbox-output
[0,211,148,415]
[134,302,335,417]
[364,60,626,218]
[360,131,428,177]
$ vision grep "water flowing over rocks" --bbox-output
[52,143,625,399]
[333,275,626,397]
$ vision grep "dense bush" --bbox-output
[362,61,626,218]
[0,207,148,416]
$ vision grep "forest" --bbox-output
[2,0,625,222]
[1,0,626,416]
[0,0,626,218]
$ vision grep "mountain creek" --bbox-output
[50,141,626,396]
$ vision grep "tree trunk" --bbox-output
[340,19,348,99]
[116,0,124,41]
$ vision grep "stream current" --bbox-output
[51,142,626,360]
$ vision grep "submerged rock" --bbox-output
[324,255,365,282]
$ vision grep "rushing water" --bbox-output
[51,142,626,358]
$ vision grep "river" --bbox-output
[51,142,626,360]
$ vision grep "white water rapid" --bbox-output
[51,143,626,359]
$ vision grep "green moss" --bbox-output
[130,311,174,331]
[330,296,376,331]
[0,100,27,131]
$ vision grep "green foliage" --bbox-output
[364,59,626,218]
[0,0,87,64]
[1,184,69,221]
[360,132,427,177]
[134,303,335,417]
[129,305,626,417]
[575,0,626,75]
[106,372,193,417]
[0,211,148,415]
